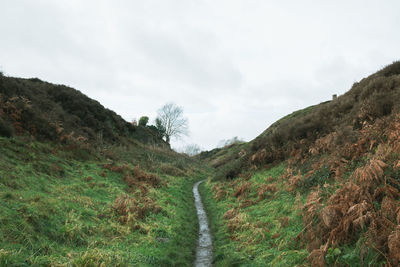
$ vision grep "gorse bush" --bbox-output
[0,71,3,88]
[377,60,400,77]
[0,117,13,137]
[139,116,149,126]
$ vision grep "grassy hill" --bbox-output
[200,61,400,266]
[0,73,211,266]
[3,60,400,266]
[0,74,164,145]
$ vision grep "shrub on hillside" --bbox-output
[0,71,3,88]
[378,61,400,77]
[139,116,149,126]
[216,155,249,180]
[0,117,14,137]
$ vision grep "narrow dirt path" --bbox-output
[193,180,213,267]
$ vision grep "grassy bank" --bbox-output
[200,164,308,266]
[198,62,400,265]
[0,136,203,266]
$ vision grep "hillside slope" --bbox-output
[201,61,400,266]
[0,74,164,145]
[201,61,400,180]
[0,74,211,265]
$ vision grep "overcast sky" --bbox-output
[0,0,399,150]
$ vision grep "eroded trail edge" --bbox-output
[193,180,213,267]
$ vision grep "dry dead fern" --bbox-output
[353,159,387,184]
[257,183,277,200]
[373,185,400,201]
[321,206,340,229]
[213,184,227,201]
[308,248,326,267]
[388,227,400,266]
[233,181,252,199]
[288,174,303,191]
[381,196,399,221]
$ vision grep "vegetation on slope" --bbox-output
[201,61,400,266]
[201,164,309,266]
[0,74,212,265]
[0,135,209,266]
[202,61,400,180]
[0,75,164,145]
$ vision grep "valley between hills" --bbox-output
[1,62,400,266]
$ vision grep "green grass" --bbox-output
[0,136,205,266]
[201,162,386,266]
[200,164,308,266]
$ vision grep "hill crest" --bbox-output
[0,74,165,146]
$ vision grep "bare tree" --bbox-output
[156,102,188,145]
[183,144,201,156]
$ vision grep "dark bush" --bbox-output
[369,93,394,118]
[378,61,400,77]
[147,125,158,133]
[216,154,249,180]
[139,116,149,126]
[0,73,5,93]
[0,117,14,137]
[27,77,42,82]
